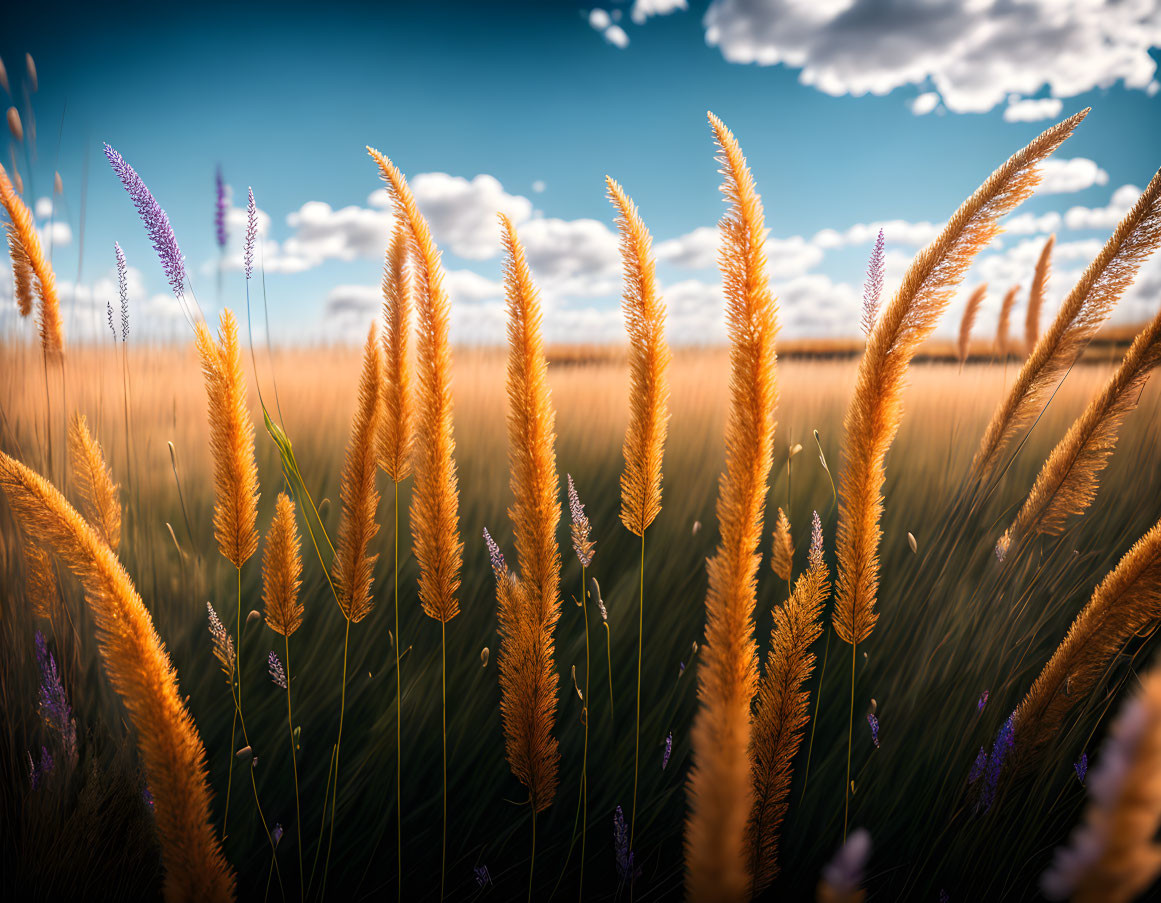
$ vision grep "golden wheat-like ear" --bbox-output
[0,451,235,903]
[607,176,671,537]
[1012,516,1161,772]
[367,147,463,623]
[1040,664,1161,903]
[23,537,59,623]
[1025,234,1055,353]
[957,284,987,364]
[333,326,382,624]
[999,308,1161,557]
[195,309,259,569]
[6,221,34,316]
[833,109,1087,648]
[974,166,1161,476]
[685,112,780,903]
[0,161,63,357]
[263,492,304,636]
[995,285,1020,357]
[749,512,828,893]
[379,222,414,483]
[495,213,562,812]
[68,412,122,552]
[770,507,794,582]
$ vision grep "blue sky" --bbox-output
[2,0,1160,344]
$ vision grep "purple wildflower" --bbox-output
[106,298,116,342]
[272,823,283,847]
[968,747,987,784]
[613,804,640,882]
[103,144,187,298]
[268,651,287,690]
[978,713,1016,813]
[214,167,228,249]
[567,474,595,567]
[940,891,950,903]
[977,690,989,713]
[207,602,235,679]
[39,746,54,784]
[115,242,129,341]
[662,731,672,770]
[860,229,886,336]
[142,783,154,810]
[1074,752,1087,784]
[243,188,258,280]
[821,828,871,898]
[473,865,492,888]
[866,713,880,748]
[35,631,77,766]
[483,528,506,579]
[678,661,685,677]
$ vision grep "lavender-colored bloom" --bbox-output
[613,805,640,881]
[35,631,77,766]
[142,783,154,811]
[115,242,129,341]
[106,298,117,342]
[268,651,287,690]
[243,187,258,280]
[866,713,880,749]
[977,690,989,712]
[483,527,506,579]
[104,144,187,298]
[207,602,236,678]
[678,661,685,677]
[473,865,491,888]
[567,474,595,567]
[968,747,987,784]
[272,823,283,847]
[821,828,871,897]
[939,891,950,903]
[39,746,54,783]
[1074,752,1087,784]
[978,713,1016,813]
[214,167,228,249]
[860,229,886,336]
[662,731,672,770]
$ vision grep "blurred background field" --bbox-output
[2,340,1160,900]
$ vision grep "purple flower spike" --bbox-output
[104,144,188,299]
[244,187,258,280]
[1074,752,1087,784]
[106,298,116,342]
[977,690,989,712]
[866,713,880,748]
[36,631,78,767]
[614,805,641,882]
[483,528,506,579]
[115,242,129,341]
[978,714,1016,813]
[268,651,287,690]
[272,823,283,847]
[968,747,987,784]
[473,865,491,888]
[662,731,672,770]
[860,229,886,336]
[215,167,228,250]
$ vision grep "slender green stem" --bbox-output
[440,619,447,902]
[285,634,303,900]
[394,480,402,903]
[322,616,352,898]
[224,710,237,838]
[844,638,856,841]
[604,623,614,724]
[306,745,337,899]
[800,625,831,804]
[631,531,644,848]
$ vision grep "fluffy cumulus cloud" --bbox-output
[1036,158,1109,195]
[1064,184,1143,231]
[393,173,532,260]
[908,91,940,116]
[1003,95,1064,122]
[812,218,940,249]
[655,226,825,277]
[701,0,1161,113]
[631,0,688,24]
[589,9,630,48]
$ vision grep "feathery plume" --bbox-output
[378,223,413,483]
[834,109,1087,648]
[1041,666,1161,903]
[995,285,1020,357]
[6,221,33,315]
[23,538,59,622]
[243,188,257,281]
[214,167,227,250]
[957,285,987,364]
[104,144,188,300]
[860,229,886,336]
[770,507,794,582]
[1012,516,1161,772]
[685,113,780,902]
[7,106,22,142]
[0,452,235,902]
[262,492,304,636]
[495,213,562,812]
[614,805,641,882]
[567,474,596,567]
[332,327,382,624]
[748,511,829,893]
[116,242,129,340]
[68,413,122,552]
[195,310,259,568]
[608,176,670,536]
[999,308,1161,557]
[483,526,507,578]
[1026,234,1055,353]
[267,651,287,690]
[817,829,871,903]
[1,161,64,356]
[974,165,1161,476]
[367,147,463,623]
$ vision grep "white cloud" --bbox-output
[516,217,621,296]
[401,173,532,260]
[1003,211,1063,235]
[589,9,611,30]
[532,180,546,194]
[1003,95,1064,122]
[604,24,630,48]
[631,0,688,25]
[909,92,940,116]
[701,0,1161,113]
[1036,158,1109,195]
[812,218,940,249]
[35,197,52,218]
[589,9,630,48]
[1064,184,1142,231]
